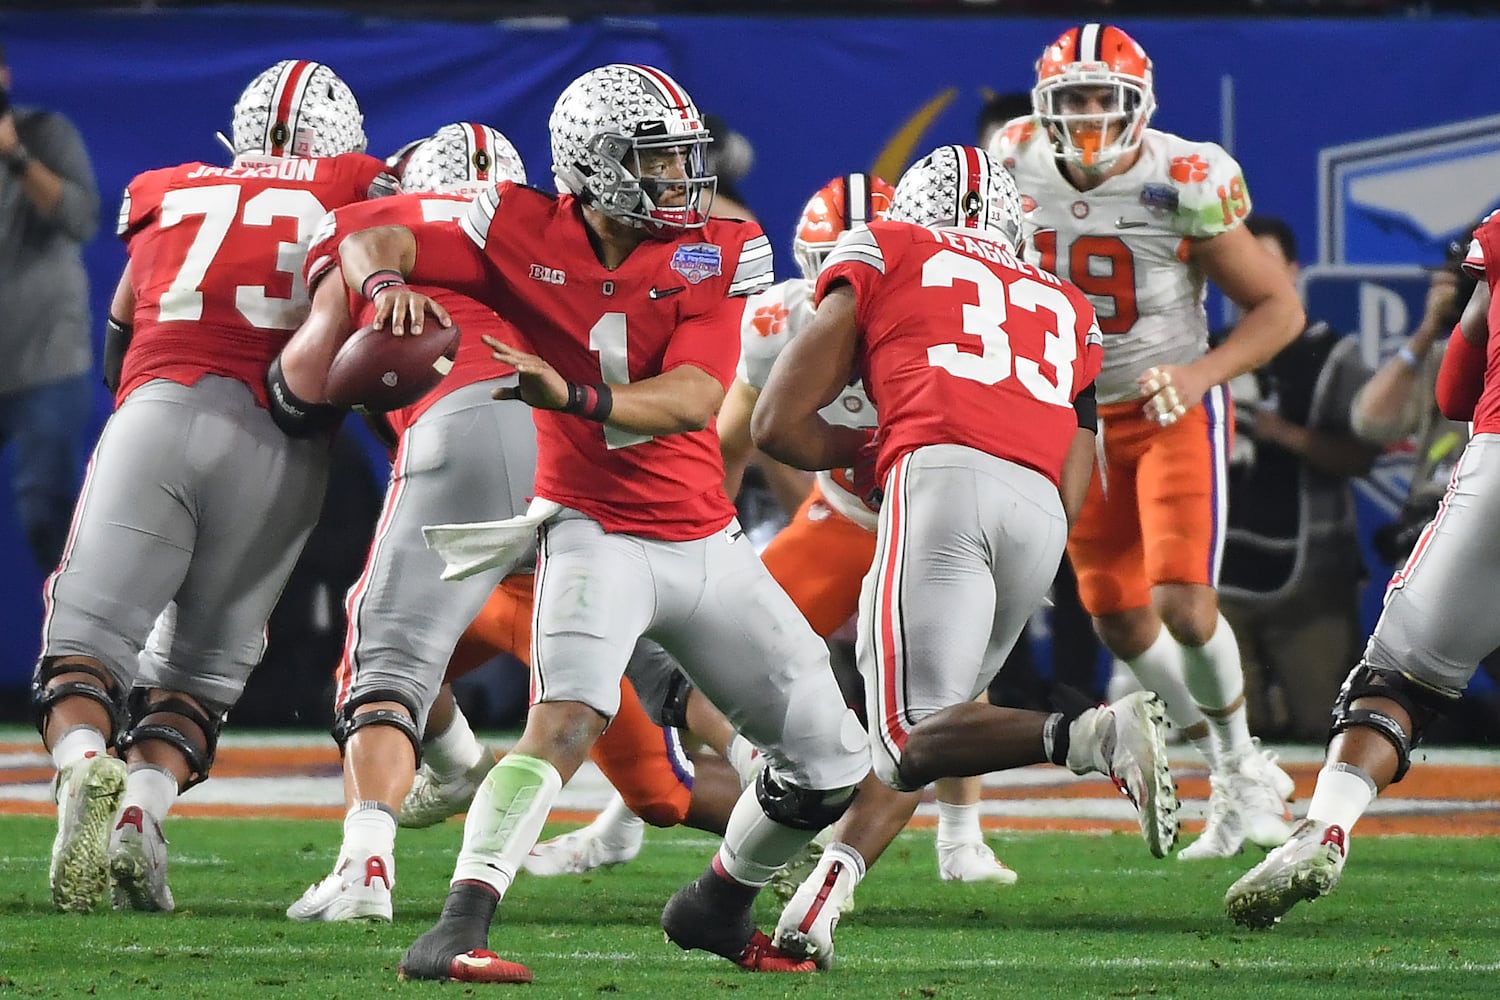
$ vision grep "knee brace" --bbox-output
[116,689,224,791]
[754,767,859,831]
[1329,660,1457,783]
[32,657,128,742]
[332,688,423,765]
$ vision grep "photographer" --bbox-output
[0,43,100,571]
[1351,231,1476,567]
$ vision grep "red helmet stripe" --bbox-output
[632,64,694,124]
[268,60,315,156]
[960,144,984,229]
[1078,23,1102,63]
[467,121,489,180]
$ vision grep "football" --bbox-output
[324,322,460,413]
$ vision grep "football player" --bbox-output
[36,60,395,914]
[754,144,1179,969]
[272,122,546,923]
[1225,215,1499,927]
[333,64,869,983]
[991,24,1305,858]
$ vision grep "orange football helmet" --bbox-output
[792,173,896,281]
[1032,23,1155,171]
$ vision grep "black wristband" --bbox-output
[265,356,344,438]
[562,381,613,422]
[5,145,31,176]
[359,268,406,302]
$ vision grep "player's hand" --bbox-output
[483,335,571,410]
[1137,364,1207,428]
[851,428,883,510]
[371,287,450,337]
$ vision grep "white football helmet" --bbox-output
[231,60,366,159]
[888,145,1023,248]
[550,64,716,235]
[402,123,526,198]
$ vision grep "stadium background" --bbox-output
[0,7,1497,715]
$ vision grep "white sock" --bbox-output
[824,841,868,884]
[936,800,982,846]
[725,732,763,789]
[425,705,486,782]
[451,752,562,897]
[1181,614,1255,763]
[123,764,179,825]
[343,801,398,859]
[590,792,644,847]
[1124,626,1206,735]
[51,725,107,771]
[716,777,839,887]
[1306,763,1377,833]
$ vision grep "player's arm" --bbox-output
[102,262,135,394]
[751,283,867,471]
[1436,280,1490,421]
[1176,224,1305,392]
[339,222,490,336]
[486,334,726,435]
[717,377,760,498]
[1059,423,1096,529]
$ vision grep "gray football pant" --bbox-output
[1360,432,1500,696]
[531,509,870,792]
[39,376,329,710]
[859,444,1068,789]
[336,380,536,730]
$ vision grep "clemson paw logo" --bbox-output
[1169,155,1210,184]
[750,302,790,338]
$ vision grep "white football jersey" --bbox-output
[992,119,1250,404]
[738,277,879,530]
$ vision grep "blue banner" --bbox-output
[0,9,1497,684]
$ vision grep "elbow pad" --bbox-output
[265,356,344,438]
[1073,381,1099,433]
[103,315,132,393]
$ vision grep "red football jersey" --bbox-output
[1464,212,1500,435]
[817,221,1103,486]
[305,191,521,436]
[391,184,773,540]
[116,153,396,408]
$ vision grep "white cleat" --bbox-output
[1070,691,1179,858]
[50,754,127,913]
[1225,819,1347,928]
[109,805,175,912]
[399,752,494,829]
[287,854,394,922]
[937,840,1018,885]
[521,817,643,877]
[773,848,859,970]
[1180,745,1296,860]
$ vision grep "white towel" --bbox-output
[421,498,564,581]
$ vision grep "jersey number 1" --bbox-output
[589,313,651,450]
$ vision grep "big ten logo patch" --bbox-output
[528,264,566,285]
[749,301,790,338]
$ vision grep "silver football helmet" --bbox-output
[549,64,716,235]
[888,145,1023,248]
[402,122,526,198]
[231,60,366,159]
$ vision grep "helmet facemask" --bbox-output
[579,128,715,237]
[1034,76,1151,173]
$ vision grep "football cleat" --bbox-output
[937,840,1019,885]
[663,865,812,973]
[50,753,126,913]
[1225,819,1347,929]
[772,849,859,970]
[109,805,174,912]
[399,881,518,982]
[286,853,394,922]
[522,811,644,877]
[1177,772,1243,860]
[1180,744,1295,860]
[398,948,533,985]
[399,752,494,829]
[1069,691,1180,858]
